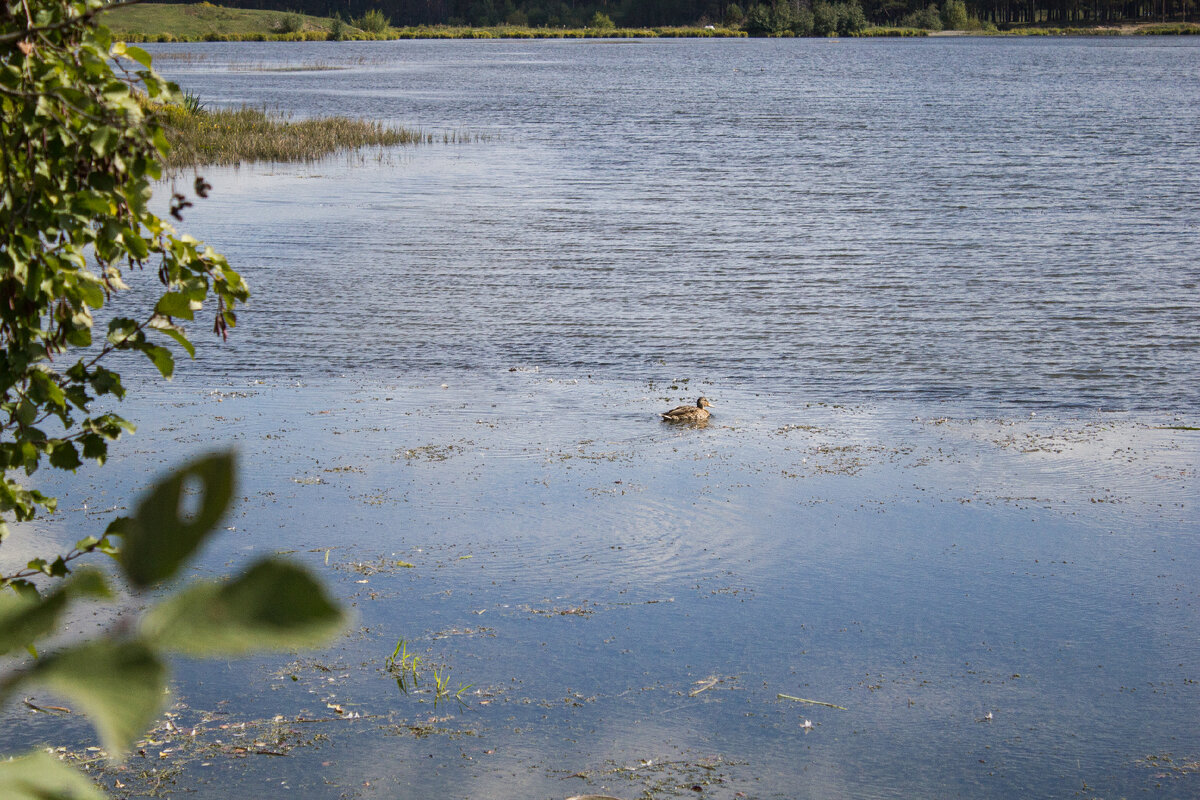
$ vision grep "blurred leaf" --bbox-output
[0,570,111,656]
[0,750,108,800]
[144,558,345,655]
[115,452,235,589]
[14,640,166,756]
[123,45,153,70]
[0,587,67,657]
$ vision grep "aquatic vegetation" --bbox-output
[385,638,423,686]
[855,25,929,35]
[384,640,471,706]
[154,103,431,169]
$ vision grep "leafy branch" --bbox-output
[0,453,347,799]
[1,0,249,569]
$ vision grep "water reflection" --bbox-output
[5,376,1196,798]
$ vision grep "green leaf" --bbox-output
[0,586,68,656]
[114,452,236,589]
[141,344,174,379]
[123,45,153,70]
[89,126,114,157]
[79,433,108,463]
[0,751,108,800]
[15,640,167,756]
[0,570,111,656]
[106,318,140,347]
[143,558,346,655]
[154,326,196,359]
[48,440,83,471]
[153,292,196,320]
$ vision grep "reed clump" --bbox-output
[1135,22,1200,34]
[853,26,929,35]
[155,103,432,168]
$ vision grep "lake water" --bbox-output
[143,35,1199,412]
[3,37,1199,800]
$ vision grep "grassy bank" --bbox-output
[155,102,438,168]
[103,2,336,38]
[102,4,746,41]
[994,21,1200,34]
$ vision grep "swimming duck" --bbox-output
[661,397,713,422]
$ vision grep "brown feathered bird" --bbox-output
[661,397,713,422]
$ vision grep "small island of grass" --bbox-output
[155,100,442,169]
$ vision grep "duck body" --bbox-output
[661,396,713,422]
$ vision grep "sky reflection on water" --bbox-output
[7,375,1197,798]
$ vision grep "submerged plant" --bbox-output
[385,638,422,693]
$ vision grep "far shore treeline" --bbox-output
[143,0,1197,30]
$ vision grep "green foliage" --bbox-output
[181,89,205,114]
[144,559,344,654]
[0,569,109,656]
[329,13,347,39]
[273,10,305,33]
[110,452,234,588]
[588,11,615,29]
[21,639,168,757]
[0,750,107,800]
[0,453,347,786]
[899,3,944,29]
[1,0,249,568]
[352,8,390,32]
[941,0,969,29]
[724,3,745,26]
[790,7,814,35]
[812,2,839,35]
[385,637,471,707]
[1,6,345,797]
[745,1,793,35]
[838,2,868,34]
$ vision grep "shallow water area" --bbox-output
[7,373,1198,798]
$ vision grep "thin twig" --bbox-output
[776,694,848,710]
[0,0,147,47]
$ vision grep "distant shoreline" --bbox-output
[102,4,1199,43]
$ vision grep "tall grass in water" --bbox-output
[156,104,441,168]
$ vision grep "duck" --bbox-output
[661,397,713,422]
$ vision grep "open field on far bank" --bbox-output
[101,3,746,41]
[101,2,1199,41]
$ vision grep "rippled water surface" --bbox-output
[3,38,1197,800]
[143,36,1200,413]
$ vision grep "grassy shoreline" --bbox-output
[155,103,441,169]
[103,4,1199,42]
